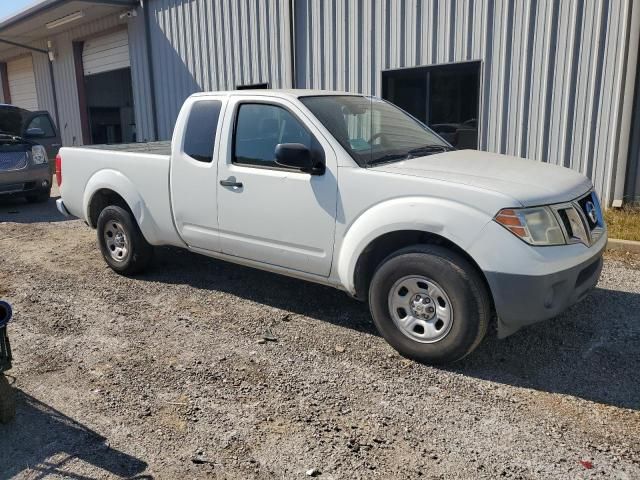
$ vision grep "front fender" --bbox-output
[336,196,492,294]
[83,169,162,245]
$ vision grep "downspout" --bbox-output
[47,56,61,131]
[142,0,158,140]
[612,0,640,207]
[289,0,296,88]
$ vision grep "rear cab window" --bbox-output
[184,100,223,162]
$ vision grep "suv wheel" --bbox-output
[368,244,490,364]
[97,205,153,275]
[25,188,51,203]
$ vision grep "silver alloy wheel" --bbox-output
[104,221,129,262]
[388,275,454,343]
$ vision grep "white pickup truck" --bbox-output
[56,90,606,364]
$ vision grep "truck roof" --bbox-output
[190,89,364,100]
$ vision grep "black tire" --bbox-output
[25,188,51,203]
[0,374,15,424]
[97,205,154,275]
[368,245,490,365]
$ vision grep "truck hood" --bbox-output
[371,149,592,207]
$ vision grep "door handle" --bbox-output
[220,178,243,188]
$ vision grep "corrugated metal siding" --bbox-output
[148,0,293,139]
[294,0,636,207]
[128,6,156,142]
[32,41,57,121]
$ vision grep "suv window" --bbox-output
[184,100,222,162]
[26,115,56,137]
[233,103,314,168]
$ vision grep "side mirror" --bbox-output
[275,143,323,174]
[25,127,46,138]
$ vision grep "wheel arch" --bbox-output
[335,197,493,301]
[83,170,161,244]
[351,230,492,307]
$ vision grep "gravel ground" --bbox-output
[0,193,639,479]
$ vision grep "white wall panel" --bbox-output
[82,29,131,76]
[7,55,38,110]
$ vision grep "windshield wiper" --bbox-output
[406,144,453,157]
[367,153,408,166]
[367,144,453,167]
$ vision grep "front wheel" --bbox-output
[368,245,490,364]
[97,205,154,275]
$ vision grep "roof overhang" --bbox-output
[0,0,139,60]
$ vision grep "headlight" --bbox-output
[31,145,48,164]
[495,206,566,246]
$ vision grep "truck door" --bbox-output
[169,96,226,251]
[216,96,338,277]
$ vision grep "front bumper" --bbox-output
[486,246,604,337]
[469,221,607,338]
[0,164,51,196]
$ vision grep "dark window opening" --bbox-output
[382,61,481,149]
[236,83,269,90]
[184,100,222,163]
[84,67,135,145]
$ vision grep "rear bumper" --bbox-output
[0,165,51,196]
[56,198,72,217]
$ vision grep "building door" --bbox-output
[382,61,481,149]
[7,55,38,111]
[82,29,135,144]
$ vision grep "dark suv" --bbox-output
[0,105,61,203]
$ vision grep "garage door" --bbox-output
[82,29,130,76]
[7,55,38,111]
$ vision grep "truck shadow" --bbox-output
[145,248,640,410]
[0,389,150,479]
[453,287,640,410]
[0,195,69,224]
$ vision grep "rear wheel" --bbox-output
[97,205,153,275]
[368,245,490,364]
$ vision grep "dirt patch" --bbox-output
[0,202,639,478]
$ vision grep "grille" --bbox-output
[553,191,604,246]
[0,183,25,193]
[576,191,605,243]
[0,151,28,171]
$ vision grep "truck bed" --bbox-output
[84,141,171,156]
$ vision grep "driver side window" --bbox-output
[233,103,315,168]
[26,115,56,137]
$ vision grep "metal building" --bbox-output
[0,0,638,206]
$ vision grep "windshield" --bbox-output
[299,95,451,167]
[0,106,29,137]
